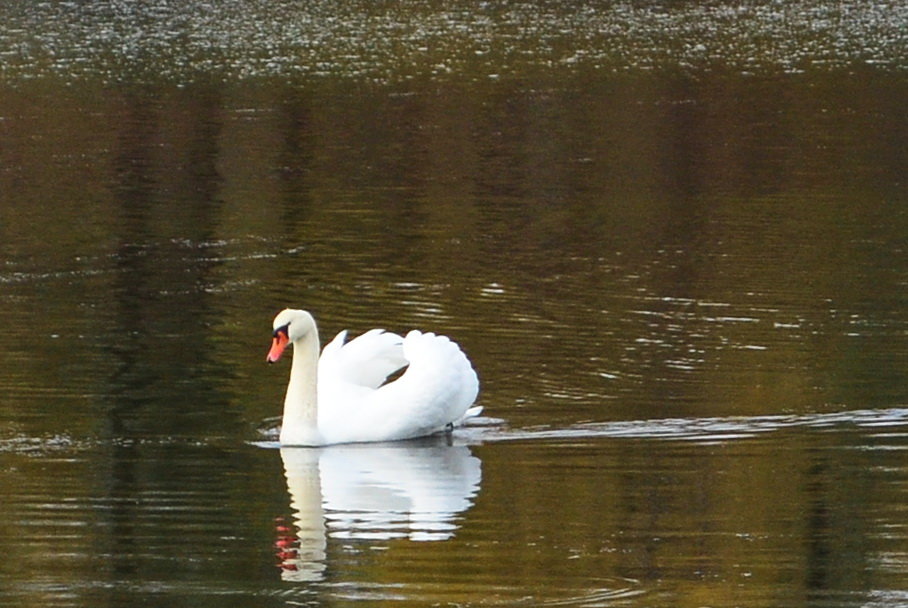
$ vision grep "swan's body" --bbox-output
[267,309,480,446]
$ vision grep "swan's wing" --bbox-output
[319,328,408,389]
[353,330,479,439]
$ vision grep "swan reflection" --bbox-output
[278,441,482,581]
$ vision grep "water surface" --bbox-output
[1,1,907,606]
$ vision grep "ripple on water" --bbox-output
[0,0,905,84]
[0,433,87,457]
[462,407,908,446]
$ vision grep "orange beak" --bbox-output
[267,331,290,363]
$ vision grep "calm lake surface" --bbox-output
[2,1,907,607]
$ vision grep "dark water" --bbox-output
[2,1,908,607]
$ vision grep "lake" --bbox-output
[1,1,907,606]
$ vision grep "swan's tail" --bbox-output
[454,405,484,425]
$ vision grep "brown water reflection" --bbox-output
[1,50,907,608]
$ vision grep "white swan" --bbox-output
[267,309,481,446]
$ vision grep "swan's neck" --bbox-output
[279,330,323,446]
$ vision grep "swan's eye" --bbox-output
[273,324,290,339]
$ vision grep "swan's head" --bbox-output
[267,309,316,363]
